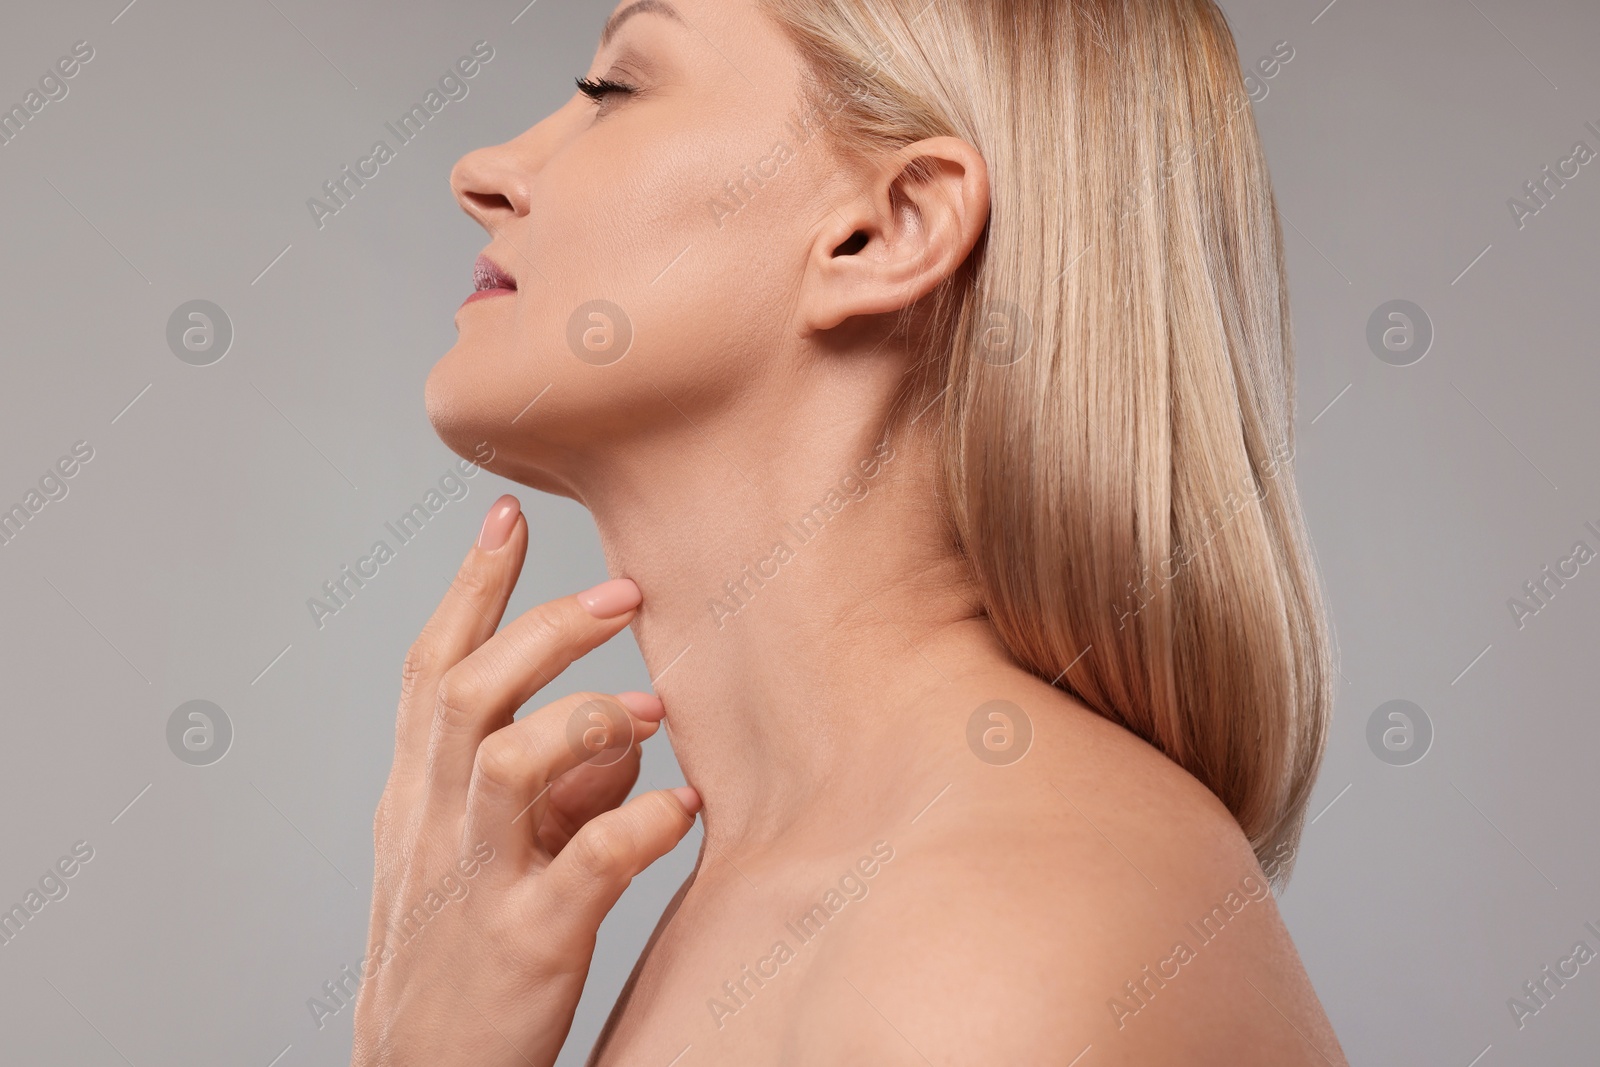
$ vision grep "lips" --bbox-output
[462,254,516,307]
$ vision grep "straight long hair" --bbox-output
[762,0,1333,884]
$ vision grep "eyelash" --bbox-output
[575,76,637,103]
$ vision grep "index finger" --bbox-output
[392,494,527,780]
[423,578,644,800]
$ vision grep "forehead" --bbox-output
[598,0,790,64]
[601,0,688,46]
[597,0,805,104]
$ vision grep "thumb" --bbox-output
[539,786,701,937]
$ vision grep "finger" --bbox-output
[536,786,701,947]
[537,737,645,857]
[425,577,644,798]
[393,494,527,780]
[462,691,665,867]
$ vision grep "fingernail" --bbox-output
[477,495,521,551]
[615,691,665,722]
[578,577,641,618]
[670,786,702,815]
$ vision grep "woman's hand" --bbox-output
[352,494,700,1067]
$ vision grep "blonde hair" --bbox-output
[762,0,1332,883]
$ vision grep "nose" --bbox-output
[450,135,537,229]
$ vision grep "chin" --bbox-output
[425,344,510,464]
[424,342,589,502]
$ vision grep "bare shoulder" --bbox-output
[793,679,1348,1065]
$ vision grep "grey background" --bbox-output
[0,0,1595,1064]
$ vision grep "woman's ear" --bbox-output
[798,136,990,333]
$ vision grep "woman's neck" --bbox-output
[576,392,1007,864]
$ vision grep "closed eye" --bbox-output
[575,76,638,103]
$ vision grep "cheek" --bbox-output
[536,125,726,282]
[529,136,799,376]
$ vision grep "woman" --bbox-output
[353,0,1347,1063]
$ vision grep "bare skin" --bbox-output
[354,0,1351,1062]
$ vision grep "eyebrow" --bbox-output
[600,0,686,47]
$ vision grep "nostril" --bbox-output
[462,190,515,217]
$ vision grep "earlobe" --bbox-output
[797,137,990,334]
